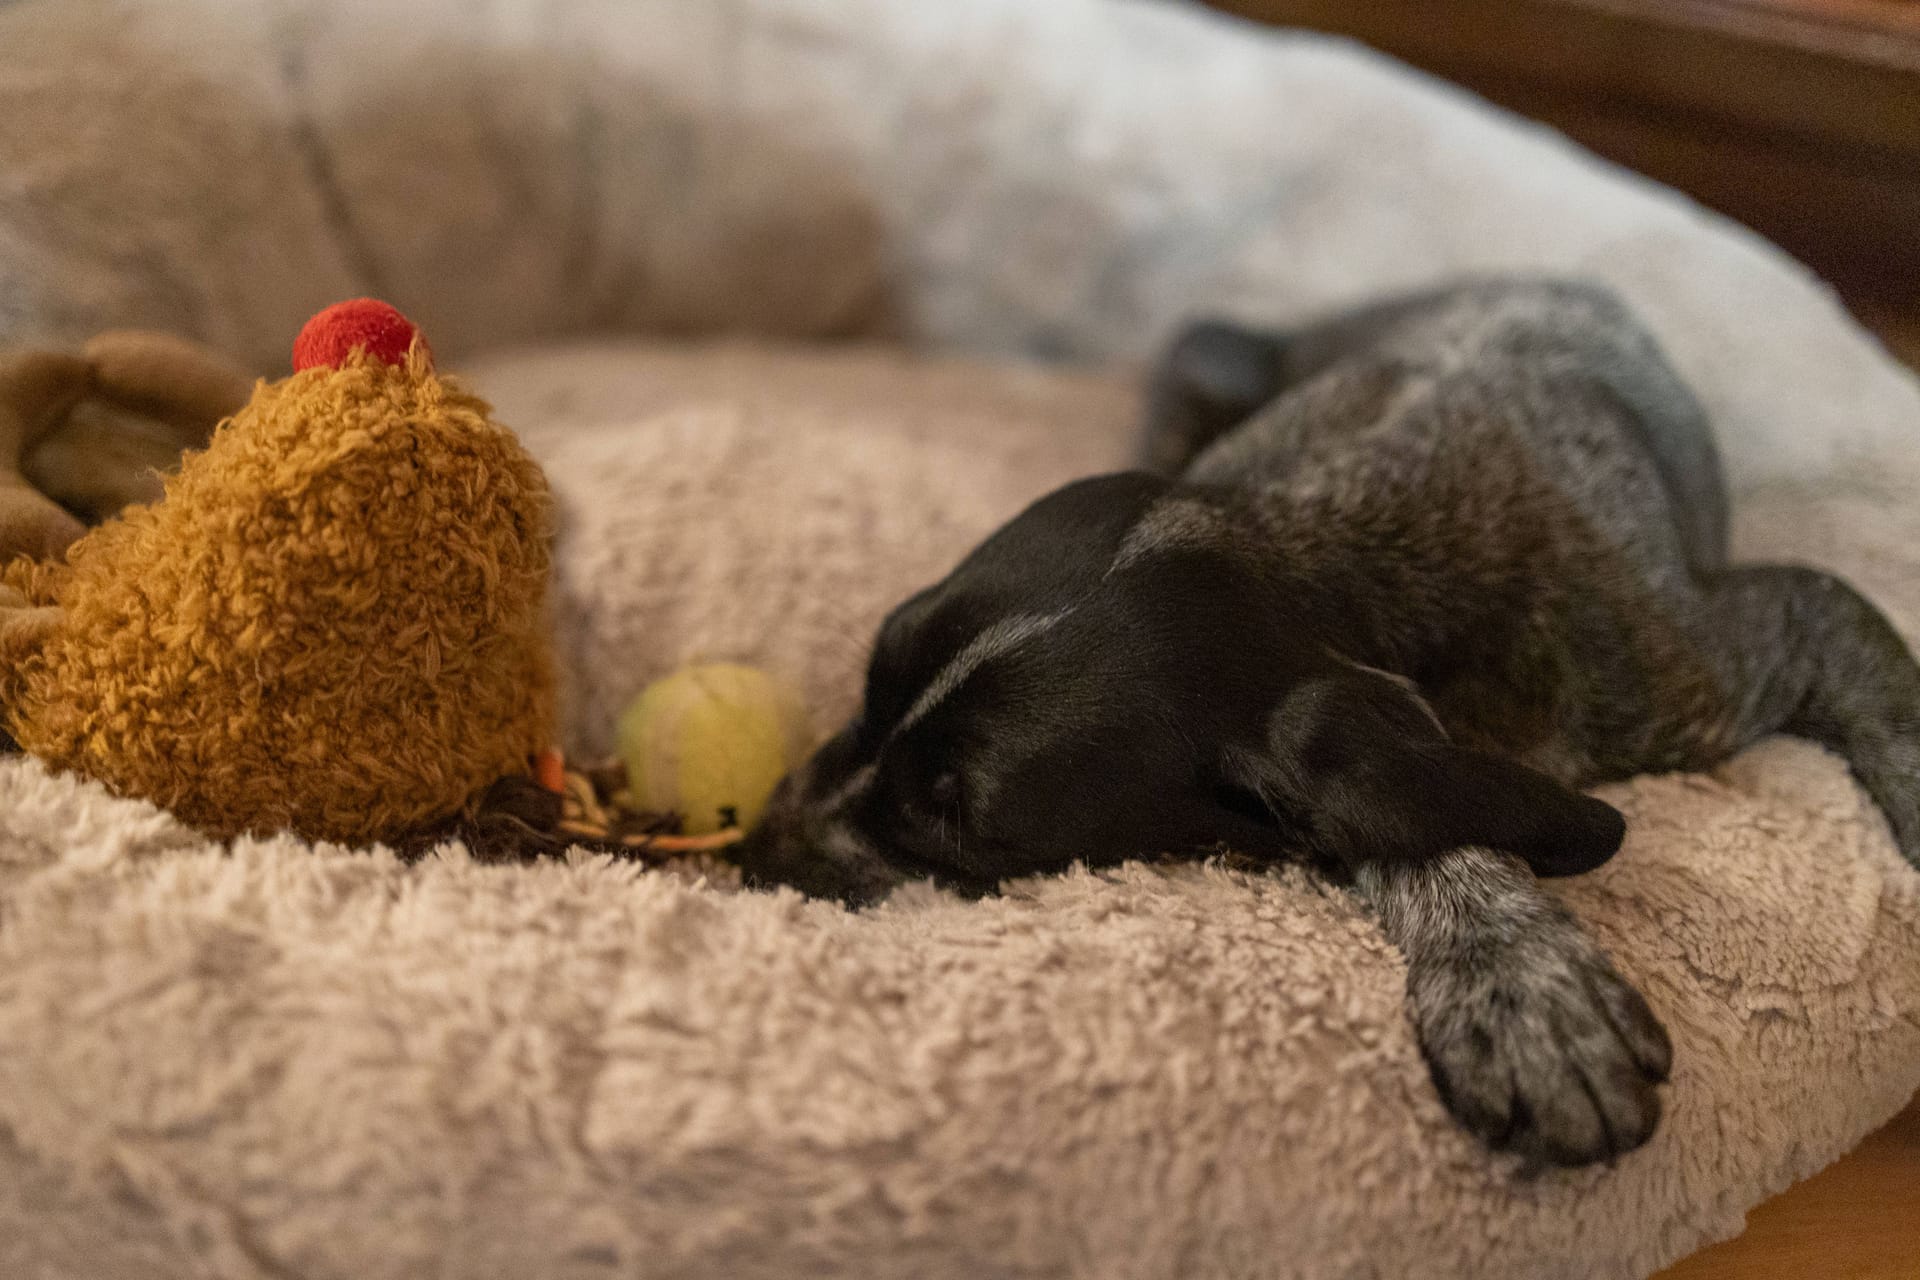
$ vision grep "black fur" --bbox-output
[734,277,1920,1166]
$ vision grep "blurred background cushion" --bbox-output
[2,0,1915,486]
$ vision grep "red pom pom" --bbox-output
[292,298,427,371]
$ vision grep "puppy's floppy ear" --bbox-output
[1139,319,1288,477]
[1226,667,1624,878]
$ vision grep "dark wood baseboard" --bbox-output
[1206,0,1920,319]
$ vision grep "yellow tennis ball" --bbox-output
[617,663,813,834]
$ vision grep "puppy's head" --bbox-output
[732,472,1305,906]
[733,471,1627,906]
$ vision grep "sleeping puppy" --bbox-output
[733,278,1920,1167]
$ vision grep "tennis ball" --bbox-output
[617,663,813,834]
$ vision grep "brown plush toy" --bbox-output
[0,300,556,845]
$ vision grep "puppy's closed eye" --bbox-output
[927,769,961,812]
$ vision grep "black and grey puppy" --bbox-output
[734,278,1920,1167]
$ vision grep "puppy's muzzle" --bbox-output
[731,774,910,909]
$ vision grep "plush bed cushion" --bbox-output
[0,341,1915,1280]
[3,0,1919,1276]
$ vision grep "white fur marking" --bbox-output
[897,610,1072,733]
[822,763,877,816]
[1108,500,1227,576]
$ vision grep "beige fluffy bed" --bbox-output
[1,2,1917,1278]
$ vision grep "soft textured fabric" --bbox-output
[0,346,556,844]
[0,342,1913,1280]
[1,1,1918,1278]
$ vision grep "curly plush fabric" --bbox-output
[0,348,554,842]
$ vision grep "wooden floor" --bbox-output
[1655,1093,1920,1279]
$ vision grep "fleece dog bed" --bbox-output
[1,2,1917,1278]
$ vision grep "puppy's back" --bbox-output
[1188,278,1727,576]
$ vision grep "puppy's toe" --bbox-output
[1588,965,1673,1082]
[1516,994,1662,1166]
[1411,927,1669,1167]
[1421,1027,1517,1146]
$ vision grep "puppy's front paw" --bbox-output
[1408,920,1672,1167]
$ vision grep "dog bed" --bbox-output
[1,2,1917,1278]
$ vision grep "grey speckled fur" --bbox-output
[1141,277,1920,1163]
[1155,279,1920,851]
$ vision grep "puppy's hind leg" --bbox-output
[1695,565,1920,866]
[1137,320,1287,477]
[1139,291,1455,475]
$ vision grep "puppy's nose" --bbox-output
[729,820,858,906]
[728,818,902,910]
[727,822,786,891]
